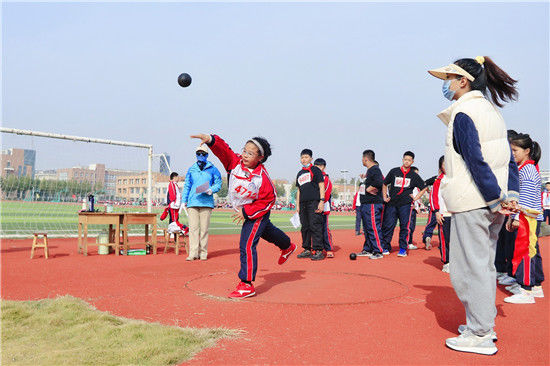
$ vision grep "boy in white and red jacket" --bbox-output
[314,158,335,258]
[160,172,186,232]
[191,133,296,299]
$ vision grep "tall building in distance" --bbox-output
[159,153,171,176]
[1,148,36,178]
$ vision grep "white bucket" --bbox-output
[97,231,109,255]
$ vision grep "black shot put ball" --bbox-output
[349,253,357,260]
[178,73,192,88]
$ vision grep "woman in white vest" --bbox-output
[428,56,520,355]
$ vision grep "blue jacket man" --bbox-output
[182,161,222,208]
[181,145,222,261]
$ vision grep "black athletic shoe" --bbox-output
[297,249,312,259]
[310,250,325,261]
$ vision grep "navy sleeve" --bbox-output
[413,173,426,190]
[453,112,505,211]
[507,147,520,201]
[383,168,395,186]
[312,167,324,184]
[371,167,383,189]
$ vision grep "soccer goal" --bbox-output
[0,128,171,238]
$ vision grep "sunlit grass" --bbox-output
[1,296,240,365]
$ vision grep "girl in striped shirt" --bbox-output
[504,133,544,304]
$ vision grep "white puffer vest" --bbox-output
[438,91,509,213]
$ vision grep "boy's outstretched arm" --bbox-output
[191,134,240,172]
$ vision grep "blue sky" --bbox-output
[2,2,548,182]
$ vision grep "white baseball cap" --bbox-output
[196,145,208,153]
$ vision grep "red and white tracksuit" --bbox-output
[208,135,291,282]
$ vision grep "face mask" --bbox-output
[302,163,310,168]
[442,79,455,101]
[197,154,208,163]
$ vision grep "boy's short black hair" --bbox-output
[313,158,326,167]
[362,149,375,161]
[170,172,179,180]
[438,155,445,170]
[403,151,415,159]
[301,149,313,157]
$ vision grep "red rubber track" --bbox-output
[2,228,548,365]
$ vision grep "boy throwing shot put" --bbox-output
[190,133,297,299]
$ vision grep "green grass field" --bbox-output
[0,200,427,238]
[1,296,238,365]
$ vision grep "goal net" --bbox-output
[0,130,171,238]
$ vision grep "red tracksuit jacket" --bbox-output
[209,135,276,220]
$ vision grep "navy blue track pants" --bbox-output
[438,216,451,264]
[423,210,437,243]
[360,203,384,254]
[355,208,362,233]
[495,217,517,275]
[238,212,291,282]
[514,221,544,288]
[322,214,334,251]
[381,204,414,251]
[408,209,418,244]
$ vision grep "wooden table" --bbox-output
[78,212,124,256]
[121,213,158,255]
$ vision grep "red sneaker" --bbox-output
[228,281,256,299]
[181,225,189,236]
[278,242,297,265]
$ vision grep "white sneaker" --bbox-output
[505,283,521,295]
[504,289,535,304]
[445,330,497,355]
[408,244,418,250]
[532,286,544,298]
[458,325,497,341]
[498,276,516,286]
[425,237,432,250]
[496,272,507,280]
[441,263,450,273]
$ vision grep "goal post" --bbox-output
[0,127,161,238]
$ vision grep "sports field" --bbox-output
[0,200,428,237]
[1,228,548,365]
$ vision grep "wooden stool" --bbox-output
[163,229,188,255]
[31,232,49,259]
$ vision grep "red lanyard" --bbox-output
[397,167,410,195]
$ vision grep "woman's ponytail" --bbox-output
[531,141,541,165]
[509,133,541,165]
[454,56,518,107]
[482,56,519,108]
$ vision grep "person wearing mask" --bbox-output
[428,55,519,355]
[181,145,222,261]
